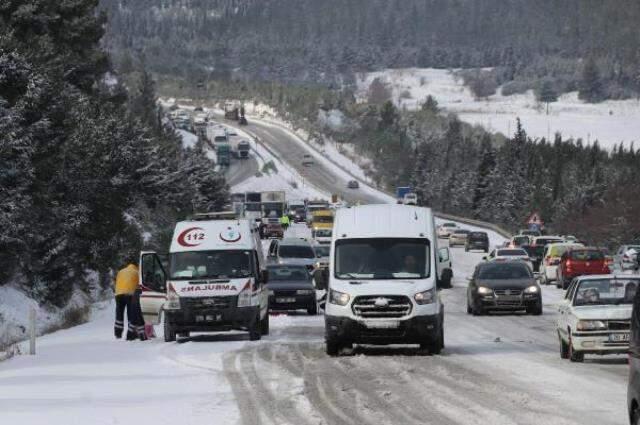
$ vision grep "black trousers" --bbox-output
[114,291,147,340]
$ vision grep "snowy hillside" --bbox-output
[356,68,640,149]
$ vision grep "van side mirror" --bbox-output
[261,270,269,284]
[438,247,450,263]
[482,256,488,261]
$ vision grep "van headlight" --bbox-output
[237,281,252,307]
[414,288,436,305]
[329,289,350,306]
[477,286,493,295]
[165,283,181,310]
[577,320,607,331]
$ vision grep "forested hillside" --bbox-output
[0,0,227,307]
[101,0,640,99]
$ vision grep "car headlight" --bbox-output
[329,289,350,306]
[477,286,493,295]
[414,288,436,305]
[297,289,314,295]
[577,320,607,331]
[524,285,539,294]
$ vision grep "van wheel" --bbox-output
[326,336,341,356]
[559,332,569,359]
[527,301,543,315]
[249,315,262,341]
[164,317,176,342]
[420,330,443,355]
[260,313,270,336]
[466,302,472,314]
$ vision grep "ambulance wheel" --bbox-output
[307,301,318,315]
[164,317,176,342]
[325,336,342,356]
[249,315,262,341]
[260,313,270,336]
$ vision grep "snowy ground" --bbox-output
[356,68,640,149]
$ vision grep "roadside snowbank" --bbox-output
[356,68,640,149]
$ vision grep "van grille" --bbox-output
[352,295,412,318]
[608,320,630,331]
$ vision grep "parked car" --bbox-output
[347,180,359,189]
[485,248,533,270]
[437,222,460,239]
[558,275,639,362]
[267,238,317,273]
[262,222,284,239]
[267,264,318,315]
[539,242,584,285]
[615,244,640,271]
[466,261,542,315]
[627,282,640,423]
[449,229,471,247]
[465,231,489,252]
[556,247,610,290]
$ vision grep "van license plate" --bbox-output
[276,297,296,303]
[363,320,400,329]
[609,333,629,342]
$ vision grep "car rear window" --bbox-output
[549,245,577,257]
[279,245,315,259]
[535,238,562,246]
[497,249,527,256]
[469,232,488,239]
[570,250,605,261]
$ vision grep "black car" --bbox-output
[267,265,318,315]
[293,208,307,223]
[466,261,542,315]
[465,231,489,252]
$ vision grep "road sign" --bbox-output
[526,212,543,226]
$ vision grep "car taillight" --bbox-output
[565,260,572,271]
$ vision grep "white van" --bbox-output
[139,213,270,342]
[323,204,451,355]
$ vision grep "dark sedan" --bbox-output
[467,261,542,315]
[267,265,318,315]
[465,231,489,252]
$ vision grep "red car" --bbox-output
[556,248,610,289]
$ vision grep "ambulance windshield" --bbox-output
[170,250,253,280]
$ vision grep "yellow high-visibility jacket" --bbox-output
[115,264,139,296]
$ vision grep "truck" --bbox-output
[225,101,240,121]
[396,186,413,204]
[236,140,251,159]
[261,191,286,223]
[243,192,262,224]
[323,204,451,356]
[138,213,270,342]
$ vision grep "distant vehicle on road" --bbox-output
[267,238,317,273]
[509,235,531,248]
[539,242,584,285]
[519,229,542,237]
[395,186,415,204]
[615,244,640,271]
[465,231,489,253]
[558,275,638,362]
[302,154,314,166]
[449,229,471,247]
[347,180,359,189]
[267,265,318,315]
[556,248,610,289]
[484,248,533,271]
[403,193,418,205]
[262,222,284,239]
[467,261,542,316]
[437,222,460,239]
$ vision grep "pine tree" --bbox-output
[579,57,604,103]
[537,79,558,114]
[472,134,495,215]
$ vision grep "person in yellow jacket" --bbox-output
[280,213,290,231]
[114,259,147,341]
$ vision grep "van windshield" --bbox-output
[170,250,253,280]
[334,238,430,280]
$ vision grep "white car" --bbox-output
[403,193,418,205]
[557,275,639,362]
[485,248,533,270]
[539,242,584,285]
[437,222,459,239]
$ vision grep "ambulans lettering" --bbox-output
[177,227,206,247]
[180,284,238,292]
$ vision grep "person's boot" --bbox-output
[126,328,138,341]
[114,328,123,339]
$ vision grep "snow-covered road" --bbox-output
[0,224,629,425]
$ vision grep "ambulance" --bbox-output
[139,213,270,342]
